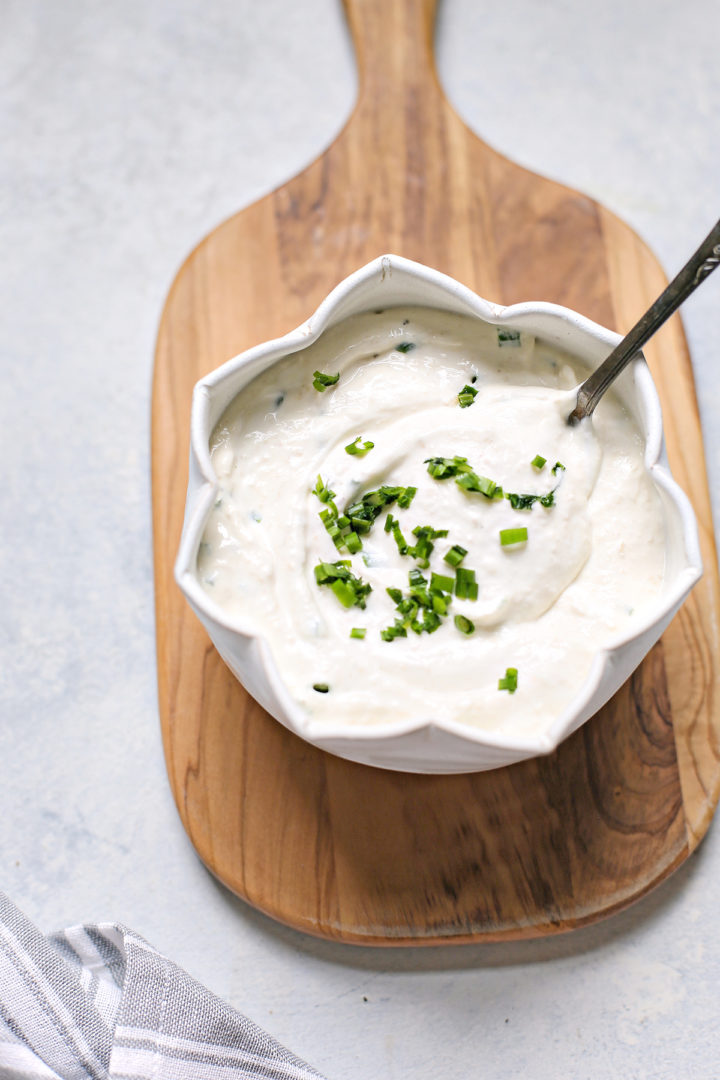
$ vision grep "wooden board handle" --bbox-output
[342,0,441,110]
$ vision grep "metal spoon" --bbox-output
[569,217,720,424]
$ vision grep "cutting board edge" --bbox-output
[190,829,691,947]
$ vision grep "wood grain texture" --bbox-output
[151,0,720,943]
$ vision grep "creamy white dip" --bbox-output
[197,307,666,737]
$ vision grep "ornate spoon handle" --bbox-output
[569,217,720,424]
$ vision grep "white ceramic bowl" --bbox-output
[175,254,702,774]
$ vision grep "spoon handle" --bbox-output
[570,217,720,423]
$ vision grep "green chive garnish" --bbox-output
[444,544,467,568]
[345,436,374,456]
[455,567,478,601]
[330,579,356,607]
[344,485,415,535]
[381,620,408,641]
[397,486,417,509]
[313,683,330,693]
[430,572,455,594]
[425,456,472,479]
[551,461,566,476]
[396,342,416,353]
[498,667,518,693]
[315,561,372,609]
[381,563,454,641]
[387,514,409,555]
[500,527,528,546]
[350,628,366,640]
[454,615,475,635]
[456,471,498,498]
[344,531,362,555]
[316,476,364,554]
[457,384,478,408]
[312,371,339,392]
[409,525,448,567]
[431,592,449,616]
[497,329,521,347]
[312,475,335,503]
[426,455,558,511]
[504,489,555,510]
[531,454,546,470]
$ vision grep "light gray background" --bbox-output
[2,1,719,1077]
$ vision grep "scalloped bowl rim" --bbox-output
[175,254,702,762]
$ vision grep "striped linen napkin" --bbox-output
[0,893,326,1080]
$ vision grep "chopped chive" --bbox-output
[497,328,521,347]
[457,384,478,408]
[396,341,416,353]
[343,485,414,536]
[397,486,417,509]
[389,516,409,555]
[500,527,528,546]
[427,455,557,512]
[345,435,375,456]
[315,560,350,583]
[381,619,408,641]
[344,531,362,554]
[384,513,394,533]
[504,491,535,510]
[318,493,363,554]
[381,560,455,640]
[350,627,366,640]
[312,370,339,392]
[498,667,518,693]
[454,614,475,635]
[312,475,335,503]
[430,572,455,594]
[455,567,478,602]
[505,489,555,510]
[313,683,330,693]
[421,610,441,633]
[431,592,449,615]
[409,524,448,567]
[425,455,472,479]
[531,454,546,470]
[444,544,467,568]
[551,461,566,476]
[456,471,497,498]
[315,560,372,608]
[330,579,357,607]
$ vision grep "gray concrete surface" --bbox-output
[2,1,719,1077]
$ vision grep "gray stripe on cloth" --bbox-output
[0,902,110,1080]
[0,1040,64,1079]
[55,929,123,1028]
[79,929,124,990]
[0,894,328,1080]
[113,1031,322,1079]
[111,932,325,1080]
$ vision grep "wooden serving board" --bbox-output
[152,0,720,943]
